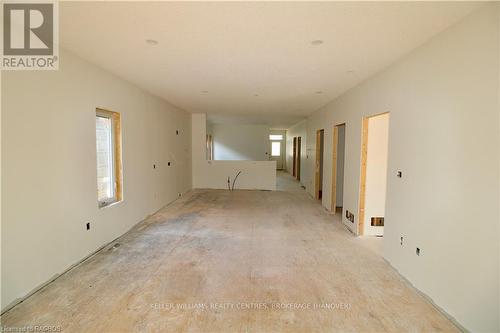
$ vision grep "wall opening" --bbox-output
[296,136,301,181]
[96,108,122,208]
[269,132,285,170]
[331,124,346,214]
[358,113,390,236]
[292,137,297,177]
[315,129,325,200]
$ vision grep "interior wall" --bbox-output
[211,124,269,161]
[364,114,389,236]
[192,114,276,190]
[285,120,307,184]
[296,5,499,331]
[335,125,345,208]
[1,49,192,311]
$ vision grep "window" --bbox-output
[269,134,283,140]
[96,109,122,208]
[271,141,281,156]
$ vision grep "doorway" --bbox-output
[358,113,390,236]
[331,124,346,214]
[315,129,325,200]
[292,137,297,177]
[296,137,301,181]
[269,133,284,170]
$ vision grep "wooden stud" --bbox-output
[358,117,369,236]
[331,126,339,212]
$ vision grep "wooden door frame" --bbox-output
[331,123,345,212]
[358,112,389,236]
[315,129,324,200]
[296,137,301,181]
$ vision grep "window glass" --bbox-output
[271,141,281,156]
[96,115,114,202]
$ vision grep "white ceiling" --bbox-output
[60,1,481,128]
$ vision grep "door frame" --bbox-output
[331,123,345,212]
[315,129,324,200]
[358,112,389,236]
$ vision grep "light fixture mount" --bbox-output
[146,39,158,45]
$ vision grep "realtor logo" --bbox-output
[2,1,59,70]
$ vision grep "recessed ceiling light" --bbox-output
[315,91,323,94]
[311,40,324,45]
[145,39,158,45]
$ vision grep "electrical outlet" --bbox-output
[400,236,404,246]
[416,247,421,256]
[86,222,90,231]
[168,162,171,166]
[176,130,179,135]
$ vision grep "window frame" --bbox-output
[96,108,123,208]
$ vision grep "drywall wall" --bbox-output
[286,120,307,185]
[363,114,389,236]
[211,124,269,161]
[1,49,192,311]
[296,4,499,331]
[335,124,345,208]
[192,114,276,190]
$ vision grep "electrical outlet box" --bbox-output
[371,217,384,226]
[86,222,90,230]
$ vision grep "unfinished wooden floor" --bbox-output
[2,177,458,332]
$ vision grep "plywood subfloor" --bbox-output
[2,184,458,332]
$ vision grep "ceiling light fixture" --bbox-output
[145,39,158,45]
[311,40,324,45]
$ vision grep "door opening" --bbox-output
[296,137,301,181]
[358,113,390,236]
[292,137,297,177]
[269,133,285,170]
[331,124,346,214]
[315,129,325,200]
